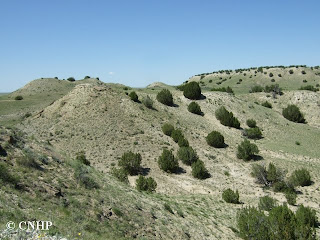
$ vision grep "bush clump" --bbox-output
[285,191,297,205]
[110,167,128,183]
[282,104,305,123]
[0,162,19,187]
[162,123,174,136]
[177,146,198,165]
[246,119,256,128]
[118,151,141,175]
[158,149,179,173]
[206,131,225,148]
[142,95,153,108]
[74,164,99,189]
[295,205,318,239]
[258,196,277,211]
[191,160,209,179]
[237,139,259,161]
[171,129,184,143]
[178,137,189,147]
[215,106,240,129]
[261,101,272,108]
[183,82,201,100]
[188,102,202,115]
[136,175,157,192]
[157,89,173,106]
[76,151,90,166]
[299,85,319,92]
[211,86,234,94]
[250,85,264,93]
[67,77,75,82]
[222,188,240,204]
[129,91,139,102]
[289,168,312,187]
[244,127,262,139]
[15,95,23,100]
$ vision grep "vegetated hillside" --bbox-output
[1,67,320,239]
[189,65,320,94]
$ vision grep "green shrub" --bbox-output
[289,168,312,187]
[215,106,240,129]
[250,85,264,93]
[264,84,283,95]
[136,175,157,192]
[289,69,294,74]
[258,196,277,211]
[285,191,297,205]
[158,149,179,173]
[188,102,202,115]
[15,95,23,100]
[237,139,259,161]
[74,164,99,189]
[261,101,272,108]
[268,204,296,240]
[211,86,234,94]
[178,137,189,147]
[191,160,209,179]
[84,75,90,79]
[157,89,173,106]
[76,151,90,166]
[251,164,269,186]
[177,146,198,165]
[246,119,256,128]
[142,95,153,108]
[222,188,240,204]
[171,129,184,143]
[0,162,19,187]
[267,163,284,184]
[118,151,141,175]
[129,91,139,102]
[183,82,201,100]
[269,73,273,77]
[162,123,174,136]
[282,105,305,123]
[0,145,7,156]
[237,207,269,240]
[67,77,75,82]
[111,167,128,183]
[299,85,319,92]
[295,205,318,239]
[244,127,262,139]
[206,131,225,148]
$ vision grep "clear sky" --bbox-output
[1,0,319,92]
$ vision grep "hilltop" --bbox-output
[0,66,320,239]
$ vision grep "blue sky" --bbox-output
[1,0,319,92]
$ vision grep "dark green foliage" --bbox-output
[289,69,294,74]
[269,73,273,77]
[222,188,240,204]
[211,86,234,94]
[183,82,201,100]
[171,129,184,143]
[76,151,90,166]
[278,74,282,77]
[142,95,153,108]
[258,196,277,211]
[289,168,312,187]
[178,137,189,147]
[67,77,75,82]
[129,91,139,102]
[251,164,269,186]
[299,85,319,92]
[156,89,173,106]
[162,123,174,136]
[0,145,7,156]
[250,85,264,93]
[268,204,296,240]
[285,191,297,205]
[111,167,128,183]
[237,139,259,161]
[188,102,202,115]
[177,146,198,165]
[206,131,225,148]
[264,84,283,95]
[244,127,262,139]
[301,70,306,74]
[237,207,269,240]
[267,163,284,184]
[84,76,90,79]
[261,101,272,108]
[295,205,318,239]
[136,175,157,192]
[158,149,179,173]
[112,208,123,217]
[118,151,141,175]
[74,164,99,189]
[0,162,19,186]
[246,119,256,128]
[273,181,294,193]
[215,106,240,129]
[191,160,209,179]
[15,95,23,100]
[282,105,305,123]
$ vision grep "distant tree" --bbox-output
[282,105,305,123]
[14,95,23,100]
[157,89,173,106]
[261,101,272,108]
[188,102,202,115]
[67,77,75,82]
[183,82,202,100]
[118,151,142,175]
[206,131,225,148]
[215,106,240,129]
[171,129,184,143]
[191,160,209,179]
[142,95,153,108]
[129,91,139,102]
[177,146,198,165]
[162,123,174,136]
[237,139,259,161]
[158,149,179,173]
[246,119,257,128]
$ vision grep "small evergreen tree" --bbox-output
[215,106,240,129]
[258,196,277,211]
[142,95,153,108]
[162,123,174,136]
[129,91,139,102]
[183,82,201,100]
[244,127,262,139]
[222,188,240,204]
[118,151,142,175]
[188,102,202,115]
[283,105,305,123]
[171,129,184,143]
[206,131,225,148]
[289,168,312,187]
[177,146,198,165]
[191,160,209,179]
[237,139,259,161]
[158,149,179,173]
[136,175,157,192]
[157,89,173,106]
[246,119,257,128]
